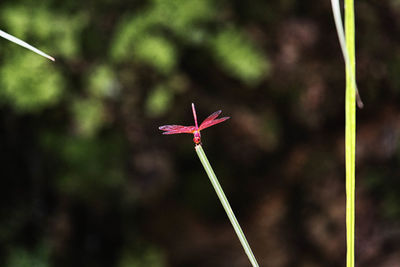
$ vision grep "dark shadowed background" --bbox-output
[0,0,400,266]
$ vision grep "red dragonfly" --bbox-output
[159,103,230,145]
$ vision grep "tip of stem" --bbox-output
[356,90,364,109]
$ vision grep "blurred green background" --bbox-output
[1,0,400,266]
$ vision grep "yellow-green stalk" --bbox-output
[344,0,356,266]
[330,0,357,265]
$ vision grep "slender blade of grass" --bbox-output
[195,144,259,267]
[344,0,356,265]
[0,29,55,61]
[330,0,357,266]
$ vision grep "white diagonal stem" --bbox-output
[0,29,55,61]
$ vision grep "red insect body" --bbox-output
[159,103,230,144]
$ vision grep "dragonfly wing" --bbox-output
[199,117,230,130]
[159,125,196,134]
[162,130,190,135]
[199,110,221,128]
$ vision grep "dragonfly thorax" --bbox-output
[193,130,201,144]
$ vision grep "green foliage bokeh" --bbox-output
[0,0,271,265]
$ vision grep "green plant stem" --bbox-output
[195,144,259,267]
[345,0,356,266]
[0,29,55,61]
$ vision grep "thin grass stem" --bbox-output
[330,0,363,108]
[195,144,259,267]
[331,1,358,265]
[344,0,356,266]
[0,29,55,61]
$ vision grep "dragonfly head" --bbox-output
[193,130,201,144]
